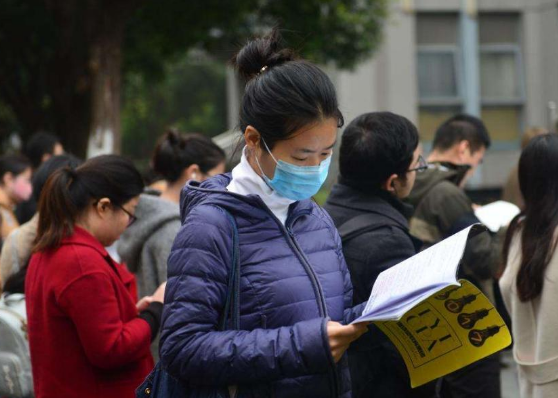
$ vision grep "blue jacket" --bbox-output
[160,174,363,398]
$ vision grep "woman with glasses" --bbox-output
[25,155,165,398]
[324,112,435,398]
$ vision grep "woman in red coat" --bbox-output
[25,155,166,398]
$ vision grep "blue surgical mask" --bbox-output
[255,139,331,201]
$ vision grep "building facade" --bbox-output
[334,0,558,188]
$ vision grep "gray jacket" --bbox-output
[118,194,181,298]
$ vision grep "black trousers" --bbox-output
[439,353,501,398]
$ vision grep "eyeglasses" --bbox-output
[116,204,138,227]
[92,201,138,227]
[408,155,428,173]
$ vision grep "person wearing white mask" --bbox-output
[0,155,33,243]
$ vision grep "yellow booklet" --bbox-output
[352,225,512,388]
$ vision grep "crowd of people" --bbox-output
[0,30,556,398]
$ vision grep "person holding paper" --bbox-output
[500,133,558,398]
[158,30,368,398]
[324,112,436,398]
[406,114,502,398]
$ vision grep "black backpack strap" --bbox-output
[338,213,396,243]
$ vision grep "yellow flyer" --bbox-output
[352,225,512,387]
[375,280,512,387]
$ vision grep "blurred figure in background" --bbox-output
[500,133,558,398]
[1,154,82,293]
[16,132,65,224]
[23,132,64,171]
[324,112,435,398]
[25,155,164,398]
[501,127,549,209]
[407,114,501,398]
[0,155,33,243]
[118,130,226,299]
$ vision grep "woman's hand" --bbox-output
[327,321,369,363]
[136,296,153,312]
[151,282,166,304]
[136,282,167,312]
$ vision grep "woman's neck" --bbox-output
[160,180,184,204]
[0,186,14,209]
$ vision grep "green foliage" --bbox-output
[0,0,388,155]
[124,0,388,79]
[121,54,227,163]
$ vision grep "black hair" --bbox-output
[34,155,144,251]
[433,114,491,153]
[232,29,344,149]
[0,155,32,185]
[32,154,83,202]
[152,129,226,183]
[339,112,419,190]
[502,134,558,301]
[24,132,62,169]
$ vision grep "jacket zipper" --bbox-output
[255,198,339,397]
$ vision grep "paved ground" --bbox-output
[501,350,520,398]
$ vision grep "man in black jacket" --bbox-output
[324,112,434,398]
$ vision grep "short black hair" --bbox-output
[339,112,419,190]
[24,132,62,169]
[0,155,32,185]
[32,154,83,202]
[432,114,491,153]
[232,28,343,149]
[152,130,226,183]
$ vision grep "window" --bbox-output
[416,13,524,144]
[479,14,524,143]
[416,14,461,140]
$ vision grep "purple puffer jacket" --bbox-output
[160,174,364,398]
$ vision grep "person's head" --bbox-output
[34,155,144,251]
[152,129,226,185]
[502,133,558,302]
[339,112,424,199]
[0,155,33,204]
[521,126,549,150]
[32,154,83,202]
[431,114,491,180]
[232,28,343,200]
[24,132,64,169]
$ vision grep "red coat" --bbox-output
[25,227,154,398]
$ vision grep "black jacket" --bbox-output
[324,183,435,398]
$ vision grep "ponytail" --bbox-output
[34,155,144,252]
[34,168,79,252]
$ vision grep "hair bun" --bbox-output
[232,28,296,81]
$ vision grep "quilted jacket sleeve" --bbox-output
[159,204,332,385]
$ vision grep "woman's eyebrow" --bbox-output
[297,141,337,153]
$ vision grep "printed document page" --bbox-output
[354,225,482,323]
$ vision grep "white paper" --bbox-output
[475,200,520,233]
[353,225,480,323]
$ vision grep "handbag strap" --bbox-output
[218,208,241,331]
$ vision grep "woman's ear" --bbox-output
[244,126,261,151]
[94,198,112,218]
[1,172,13,187]
[183,164,201,182]
[382,174,399,192]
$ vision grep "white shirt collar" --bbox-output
[227,147,295,225]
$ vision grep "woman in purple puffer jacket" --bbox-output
[159,30,368,398]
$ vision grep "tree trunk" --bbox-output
[42,0,137,158]
[88,28,124,157]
